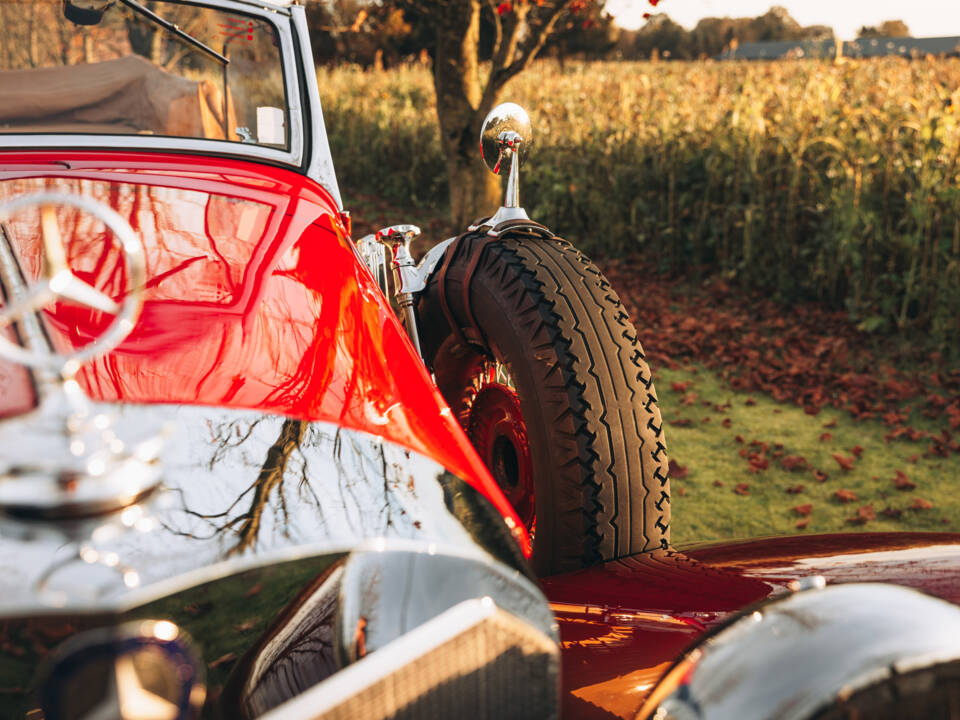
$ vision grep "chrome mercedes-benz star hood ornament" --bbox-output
[0,193,165,531]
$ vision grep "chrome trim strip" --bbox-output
[0,136,295,166]
[292,4,343,209]
[0,538,495,617]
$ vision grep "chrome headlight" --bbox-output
[642,583,960,720]
[38,620,205,720]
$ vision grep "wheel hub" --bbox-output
[463,363,534,530]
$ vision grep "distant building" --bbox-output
[842,36,960,58]
[717,38,837,61]
[717,36,960,61]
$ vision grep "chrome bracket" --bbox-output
[372,224,424,358]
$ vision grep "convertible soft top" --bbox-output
[0,55,231,139]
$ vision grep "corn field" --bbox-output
[319,58,960,351]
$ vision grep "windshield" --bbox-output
[0,0,288,149]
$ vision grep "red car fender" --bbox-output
[0,150,530,554]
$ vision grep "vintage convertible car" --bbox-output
[2,1,960,719]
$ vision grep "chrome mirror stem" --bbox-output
[500,131,522,209]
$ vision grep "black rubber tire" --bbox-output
[418,232,670,576]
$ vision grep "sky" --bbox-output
[606,0,960,40]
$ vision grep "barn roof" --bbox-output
[717,36,960,60]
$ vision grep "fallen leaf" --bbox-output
[701,417,712,423]
[912,497,934,510]
[851,445,864,458]
[745,397,756,406]
[244,583,264,599]
[781,455,809,472]
[233,619,259,633]
[793,504,813,517]
[813,469,829,483]
[823,419,838,428]
[795,518,811,529]
[677,486,687,497]
[735,435,745,444]
[892,470,915,490]
[681,392,698,406]
[786,484,805,494]
[673,418,693,427]
[670,381,690,393]
[734,483,750,496]
[748,454,770,472]
[832,453,856,471]
[668,459,689,479]
[819,432,833,442]
[721,418,732,428]
[908,454,920,463]
[713,480,724,487]
[881,507,903,519]
[847,504,876,525]
[835,489,857,503]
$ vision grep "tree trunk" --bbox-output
[446,155,503,228]
[432,0,502,228]
[83,34,95,64]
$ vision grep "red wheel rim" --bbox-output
[461,362,535,531]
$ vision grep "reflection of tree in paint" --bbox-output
[176,416,408,557]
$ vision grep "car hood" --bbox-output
[543,532,960,719]
[0,403,529,612]
[0,150,525,540]
[0,402,544,719]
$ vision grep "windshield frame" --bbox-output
[0,0,305,173]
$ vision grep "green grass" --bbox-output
[657,364,960,547]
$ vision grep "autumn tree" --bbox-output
[547,4,620,65]
[858,20,911,38]
[308,0,420,67]
[392,0,616,225]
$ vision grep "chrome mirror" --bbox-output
[481,103,533,176]
[480,103,533,223]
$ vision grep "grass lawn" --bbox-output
[657,364,960,547]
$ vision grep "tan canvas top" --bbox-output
[0,55,233,139]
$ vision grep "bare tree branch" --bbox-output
[483,0,504,63]
[481,0,574,114]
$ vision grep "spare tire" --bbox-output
[418,228,669,576]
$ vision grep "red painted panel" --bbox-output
[0,150,529,553]
[542,533,960,719]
